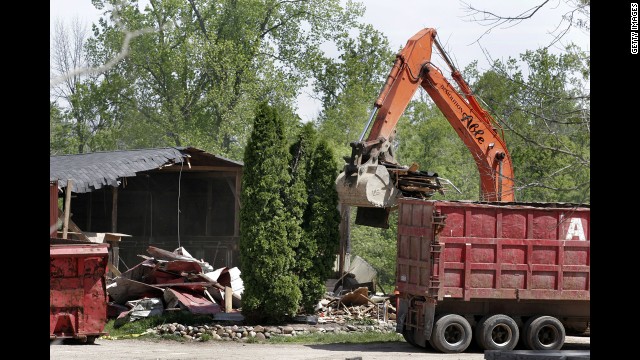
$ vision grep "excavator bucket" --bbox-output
[335,163,399,208]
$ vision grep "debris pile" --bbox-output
[315,287,397,325]
[106,245,244,326]
[105,245,400,341]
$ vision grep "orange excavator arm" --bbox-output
[336,28,514,211]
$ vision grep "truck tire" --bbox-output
[523,315,565,350]
[475,314,519,350]
[428,314,472,353]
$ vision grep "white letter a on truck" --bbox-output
[565,218,586,241]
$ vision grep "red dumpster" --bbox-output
[50,242,110,343]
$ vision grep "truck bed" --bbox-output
[396,199,590,303]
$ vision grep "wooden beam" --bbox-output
[111,186,118,232]
[62,179,73,239]
[234,173,241,237]
[158,166,241,172]
[57,209,90,241]
[225,286,233,313]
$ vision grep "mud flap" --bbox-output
[396,298,408,333]
[423,299,436,340]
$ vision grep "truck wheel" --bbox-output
[523,315,565,350]
[475,314,519,350]
[84,336,97,344]
[428,314,472,353]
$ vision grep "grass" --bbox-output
[102,312,213,338]
[101,312,405,345]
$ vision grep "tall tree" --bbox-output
[301,139,341,310]
[85,0,365,159]
[314,24,394,162]
[239,102,301,323]
[50,17,103,153]
[470,46,590,202]
[288,123,316,312]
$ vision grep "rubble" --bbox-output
[105,245,243,326]
[104,245,398,339]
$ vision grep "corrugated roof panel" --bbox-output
[51,147,243,193]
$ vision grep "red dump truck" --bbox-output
[394,199,590,353]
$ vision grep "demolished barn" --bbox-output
[50,147,243,271]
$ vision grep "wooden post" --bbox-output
[224,286,233,313]
[62,179,73,239]
[111,186,118,232]
[234,172,242,237]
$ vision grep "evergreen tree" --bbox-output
[289,123,318,312]
[239,102,301,323]
[301,139,341,312]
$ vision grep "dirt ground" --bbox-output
[49,335,590,360]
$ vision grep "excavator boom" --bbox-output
[336,28,514,219]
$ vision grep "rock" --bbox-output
[220,332,230,338]
[226,328,234,334]
[292,326,305,332]
[309,327,319,333]
[245,326,254,332]
[177,324,186,332]
[187,326,193,332]
[215,324,223,329]
[236,332,242,339]
[180,331,187,336]
[212,334,222,340]
[217,328,226,336]
[282,334,293,337]
[249,331,256,338]
[346,325,357,331]
[256,332,266,341]
[253,325,264,332]
[203,325,210,330]
[268,327,282,334]
[282,326,294,334]
[232,325,239,331]
[183,335,193,340]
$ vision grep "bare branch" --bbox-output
[461,0,550,45]
[50,1,172,88]
[50,26,160,88]
[462,0,590,48]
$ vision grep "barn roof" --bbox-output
[50,147,243,193]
